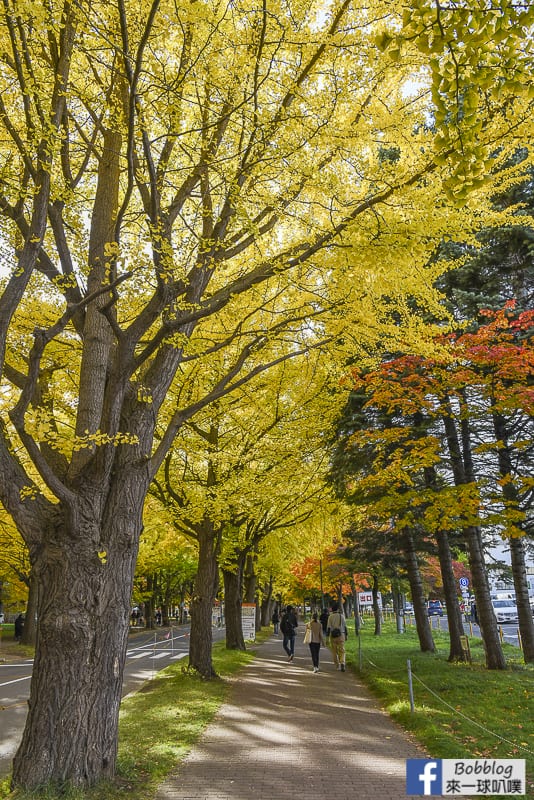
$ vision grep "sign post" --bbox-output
[241,603,256,641]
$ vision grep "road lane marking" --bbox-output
[0,675,31,688]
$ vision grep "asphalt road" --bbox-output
[425,614,522,647]
[0,625,226,777]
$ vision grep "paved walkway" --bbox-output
[155,633,426,800]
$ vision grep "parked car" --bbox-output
[427,600,444,617]
[0,612,4,624]
[403,602,414,614]
[491,599,519,624]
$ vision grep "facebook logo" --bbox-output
[406,760,442,795]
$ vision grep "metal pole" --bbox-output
[358,632,362,672]
[396,589,404,634]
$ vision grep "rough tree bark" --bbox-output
[492,411,534,663]
[403,530,435,652]
[436,529,469,662]
[260,576,274,627]
[442,402,506,669]
[350,577,361,636]
[371,574,382,636]
[424,464,468,661]
[12,482,144,787]
[20,573,38,647]
[223,558,246,651]
[188,524,220,678]
[509,536,534,663]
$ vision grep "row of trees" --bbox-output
[329,159,534,668]
[0,0,533,791]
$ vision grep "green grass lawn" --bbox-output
[345,620,534,799]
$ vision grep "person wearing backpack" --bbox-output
[327,601,348,671]
[319,606,330,637]
[271,606,280,634]
[280,605,298,662]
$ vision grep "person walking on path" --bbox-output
[14,613,25,642]
[280,604,298,661]
[271,606,280,634]
[327,601,347,671]
[305,612,325,672]
[319,606,329,637]
[155,632,426,800]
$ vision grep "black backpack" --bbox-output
[280,614,293,635]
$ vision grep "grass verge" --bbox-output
[345,620,534,798]
[1,637,262,800]
[3,623,532,799]
[0,627,34,662]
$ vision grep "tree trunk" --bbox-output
[458,408,507,670]
[492,410,534,663]
[21,571,39,647]
[392,582,404,633]
[243,552,256,602]
[436,530,468,662]
[371,574,382,636]
[188,525,219,677]
[509,535,534,663]
[464,524,507,669]
[441,402,506,669]
[223,561,246,651]
[423,464,467,661]
[260,576,273,626]
[145,574,155,629]
[345,595,353,619]
[403,531,435,652]
[350,577,361,635]
[12,509,137,788]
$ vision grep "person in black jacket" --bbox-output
[319,607,330,637]
[280,605,298,662]
[14,613,25,642]
[271,607,280,634]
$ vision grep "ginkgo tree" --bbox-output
[153,350,343,671]
[0,0,532,790]
[0,511,29,622]
[133,496,197,624]
[254,502,345,610]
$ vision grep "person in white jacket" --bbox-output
[305,612,325,672]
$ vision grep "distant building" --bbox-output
[485,539,534,598]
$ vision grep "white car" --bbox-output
[491,599,518,624]
[0,613,4,624]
